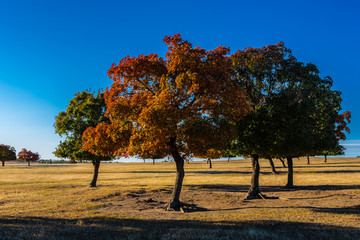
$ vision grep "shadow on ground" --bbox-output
[189,184,360,193]
[311,205,360,215]
[0,217,359,240]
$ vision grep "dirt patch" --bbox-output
[91,185,360,221]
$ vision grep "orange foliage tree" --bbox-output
[17,148,40,166]
[83,34,248,211]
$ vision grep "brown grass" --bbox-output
[0,157,359,239]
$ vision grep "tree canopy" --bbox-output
[82,34,248,210]
[17,149,40,166]
[54,90,109,161]
[0,144,16,166]
[231,42,347,196]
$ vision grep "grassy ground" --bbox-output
[0,157,359,239]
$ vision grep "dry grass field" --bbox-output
[0,157,359,239]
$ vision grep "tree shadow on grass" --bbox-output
[0,217,359,240]
[311,205,360,215]
[294,165,360,168]
[130,170,252,174]
[188,184,360,193]
[298,170,360,174]
[129,170,289,175]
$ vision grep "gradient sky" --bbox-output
[1,0,359,159]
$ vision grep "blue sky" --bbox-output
[0,0,359,159]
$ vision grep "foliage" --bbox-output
[17,148,40,163]
[54,90,110,161]
[83,34,248,161]
[82,34,248,209]
[231,42,345,159]
[0,144,16,165]
[335,111,351,140]
[231,42,297,158]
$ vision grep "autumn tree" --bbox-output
[82,34,248,211]
[137,149,166,164]
[17,148,40,166]
[54,90,111,187]
[0,144,16,166]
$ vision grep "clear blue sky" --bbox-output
[1,0,359,159]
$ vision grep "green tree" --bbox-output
[0,144,16,166]
[54,90,111,187]
[231,42,297,199]
[231,42,345,196]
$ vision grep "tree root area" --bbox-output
[89,185,357,219]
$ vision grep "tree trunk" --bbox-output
[166,138,185,211]
[208,158,212,168]
[228,157,230,162]
[279,158,286,168]
[152,158,155,164]
[2,161,4,167]
[286,157,294,188]
[324,154,327,163]
[268,158,277,174]
[89,160,101,187]
[27,161,30,166]
[307,156,310,165]
[143,158,146,163]
[245,155,262,199]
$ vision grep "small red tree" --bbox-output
[17,149,40,166]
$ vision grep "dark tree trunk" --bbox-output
[27,161,30,166]
[144,158,146,163]
[2,161,4,167]
[324,155,327,163]
[245,155,262,199]
[89,160,101,187]
[166,138,185,211]
[228,157,230,162]
[268,158,277,174]
[279,158,286,168]
[286,157,294,188]
[307,156,310,165]
[152,158,155,164]
[208,158,212,168]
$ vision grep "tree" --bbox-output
[231,42,345,195]
[231,42,299,199]
[0,144,16,166]
[82,34,248,211]
[267,157,277,174]
[54,90,111,187]
[137,149,166,164]
[17,149,40,166]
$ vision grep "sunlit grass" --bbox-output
[0,157,359,239]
